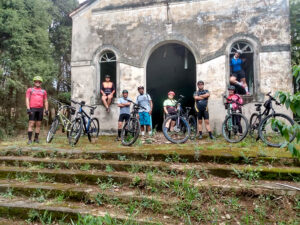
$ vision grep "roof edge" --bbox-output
[69,0,96,18]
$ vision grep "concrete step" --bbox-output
[0,195,170,224]
[0,156,299,181]
[0,166,298,196]
[1,146,297,166]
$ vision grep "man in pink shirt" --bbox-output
[26,76,48,144]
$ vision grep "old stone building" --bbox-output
[70,0,293,133]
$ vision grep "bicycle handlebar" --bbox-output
[71,100,97,109]
[223,96,243,106]
[266,92,281,105]
[127,100,147,110]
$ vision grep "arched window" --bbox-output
[99,51,117,97]
[230,42,254,95]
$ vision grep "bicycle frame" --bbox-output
[57,105,73,130]
[77,106,92,134]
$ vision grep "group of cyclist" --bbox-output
[25,50,250,144]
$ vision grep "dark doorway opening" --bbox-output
[146,43,196,130]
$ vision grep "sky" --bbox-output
[78,0,85,3]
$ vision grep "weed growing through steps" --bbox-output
[80,163,91,171]
[31,189,50,203]
[105,165,114,172]
[37,173,55,183]
[232,168,261,181]
[72,214,145,225]
[127,164,142,173]
[131,176,142,187]
[97,177,119,190]
[26,210,57,224]
[55,193,66,203]
[15,172,32,182]
[117,154,127,161]
[1,188,14,199]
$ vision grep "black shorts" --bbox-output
[118,114,130,122]
[29,108,44,121]
[231,70,245,82]
[197,110,209,120]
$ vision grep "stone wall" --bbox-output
[70,0,293,134]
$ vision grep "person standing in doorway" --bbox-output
[101,75,115,112]
[194,81,214,139]
[116,90,131,141]
[136,86,153,136]
[163,91,177,131]
[230,50,249,95]
[26,76,48,144]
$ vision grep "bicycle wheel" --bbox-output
[162,115,191,144]
[46,118,59,143]
[121,117,140,146]
[69,118,83,146]
[258,113,295,147]
[249,113,260,140]
[188,115,197,140]
[87,118,100,142]
[222,113,249,143]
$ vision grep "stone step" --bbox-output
[1,146,297,166]
[0,196,170,224]
[0,179,176,209]
[0,166,298,197]
[0,156,299,181]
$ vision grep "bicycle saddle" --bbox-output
[186,107,191,110]
[255,103,262,107]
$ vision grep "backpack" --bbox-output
[29,88,45,101]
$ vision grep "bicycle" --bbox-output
[181,106,197,140]
[46,98,76,143]
[162,95,191,144]
[222,96,249,143]
[69,100,99,146]
[249,92,295,147]
[121,100,146,146]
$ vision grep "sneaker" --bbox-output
[209,135,215,140]
[27,140,32,145]
[34,139,40,144]
[198,134,203,139]
[107,108,110,113]
[115,137,120,141]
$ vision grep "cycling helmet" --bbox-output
[33,76,43,83]
[168,91,175,96]
[228,85,236,91]
[122,90,128,94]
[137,86,144,90]
[105,75,111,78]
[197,80,204,85]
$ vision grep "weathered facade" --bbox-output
[70,0,293,133]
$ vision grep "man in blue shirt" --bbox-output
[116,90,131,141]
[136,86,153,136]
[230,50,249,95]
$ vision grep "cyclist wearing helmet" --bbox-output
[226,85,244,135]
[116,90,131,141]
[26,76,48,144]
[194,81,214,139]
[163,91,177,131]
[230,50,249,95]
[101,75,115,112]
[136,86,153,136]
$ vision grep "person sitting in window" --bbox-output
[230,50,249,95]
[101,75,115,112]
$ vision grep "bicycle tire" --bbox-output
[69,118,83,146]
[46,118,59,143]
[222,113,249,143]
[162,115,191,144]
[249,113,260,139]
[188,115,197,140]
[87,118,100,142]
[121,117,140,146]
[258,113,295,147]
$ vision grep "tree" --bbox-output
[290,0,300,66]
[0,0,56,137]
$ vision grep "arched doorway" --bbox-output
[146,43,196,130]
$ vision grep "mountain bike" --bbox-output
[46,98,76,143]
[69,100,99,146]
[222,96,249,143]
[121,100,146,146]
[181,106,197,140]
[162,95,191,144]
[249,92,295,147]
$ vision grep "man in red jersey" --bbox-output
[26,76,48,144]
